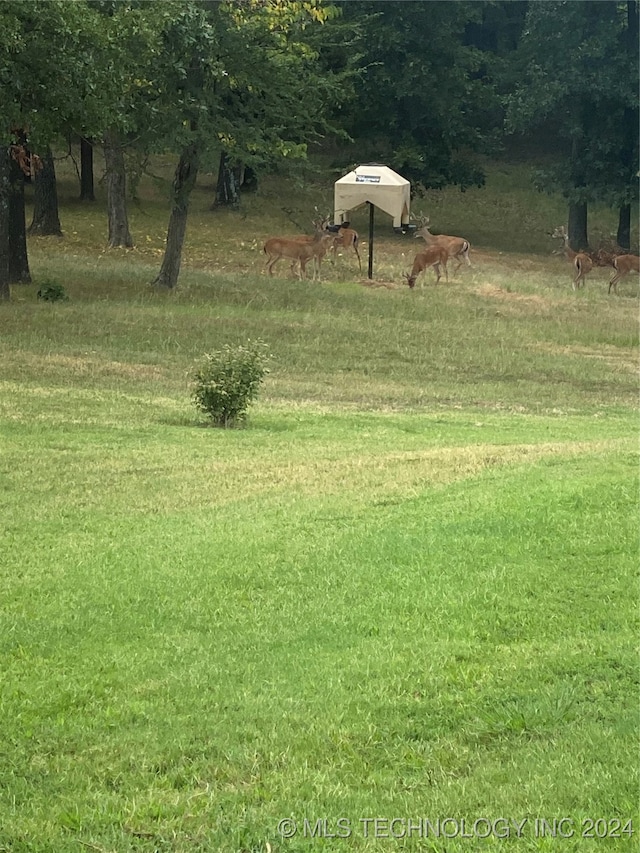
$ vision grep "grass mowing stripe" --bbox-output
[1,447,637,851]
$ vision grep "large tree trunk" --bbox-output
[29,147,62,236]
[153,143,199,290]
[617,203,631,251]
[211,154,258,209]
[0,147,10,301]
[8,146,31,283]
[103,129,133,248]
[614,3,638,252]
[567,116,590,252]
[212,151,240,208]
[568,202,588,252]
[80,136,96,201]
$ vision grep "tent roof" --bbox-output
[335,164,410,188]
[334,164,411,228]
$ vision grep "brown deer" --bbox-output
[552,226,593,290]
[302,216,362,272]
[608,254,640,294]
[330,222,361,272]
[263,227,335,281]
[403,245,449,289]
[414,217,471,274]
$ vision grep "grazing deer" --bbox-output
[608,254,640,294]
[552,226,593,290]
[414,217,471,274]
[403,245,449,289]
[263,227,335,281]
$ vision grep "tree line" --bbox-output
[0,0,637,299]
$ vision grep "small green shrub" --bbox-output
[192,340,271,428]
[37,281,68,302]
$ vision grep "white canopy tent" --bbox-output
[334,164,411,229]
[333,165,411,278]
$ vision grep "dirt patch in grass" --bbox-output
[18,352,168,382]
[473,282,556,310]
[359,278,404,290]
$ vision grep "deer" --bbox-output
[403,245,449,289]
[330,222,362,272]
[608,254,640,294]
[263,226,335,281]
[282,217,341,280]
[304,213,362,272]
[414,217,471,274]
[552,226,593,290]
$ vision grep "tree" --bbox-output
[8,137,32,283]
[0,147,10,301]
[84,1,167,248]
[335,1,507,190]
[0,0,103,295]
[104,129,133,247]
[29,147,63,236]
[79,136,96,201]
[151,0,344,289]
[505,1,639,250]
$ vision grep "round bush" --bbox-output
[192,341,270,428]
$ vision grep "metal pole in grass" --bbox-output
[367,201,374,279]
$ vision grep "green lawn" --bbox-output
[0,156,638,851]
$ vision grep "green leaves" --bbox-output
[504,1,638,207]
[192,340,271,428]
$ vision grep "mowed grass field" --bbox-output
[0,151,638,852]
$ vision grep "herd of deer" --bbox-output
[263,219,361,281]
[262,215,471,286]
[551,226,639,294]
[262,216,638,294]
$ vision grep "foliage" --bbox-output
[504,1,639,208]
[334,1,514,190]
[192,340,271,427]
[36,280,68,302]
[0,0,105,148]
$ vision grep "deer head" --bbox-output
[413,215,432,239]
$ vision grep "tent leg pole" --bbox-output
[368,202,374,280]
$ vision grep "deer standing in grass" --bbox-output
[403,245,449,288]
[608,254,640,294]
[330,222,362,272]
[414,217,471,274]
[552,226,593,290]
[263,226,335,281]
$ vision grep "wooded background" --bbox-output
[0,0,637,295]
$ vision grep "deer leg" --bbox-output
[353,242,362,272]
[267,255,280,276]
[572,259,580,289]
